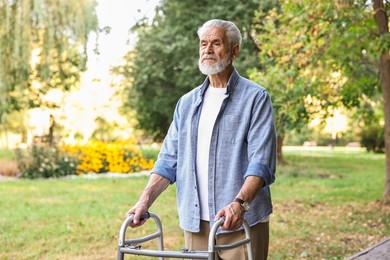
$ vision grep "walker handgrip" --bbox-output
[218,216,225,223]
[128,211,151,222]
[140,212,151,220]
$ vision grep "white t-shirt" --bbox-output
[196,85,227,221]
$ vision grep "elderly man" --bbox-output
[126,19,276,260]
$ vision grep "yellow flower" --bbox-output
[61,140,155,174]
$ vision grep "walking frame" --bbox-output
[117,212,254,260]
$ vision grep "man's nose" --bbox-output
[204,43,213,53]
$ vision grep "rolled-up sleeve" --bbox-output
[151,99,182,184]
[245,162,274,186]
[244,90,276,186]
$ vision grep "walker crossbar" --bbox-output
[119,248,209,259]
[117,212,253,260]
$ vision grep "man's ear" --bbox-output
[231,44,240,60]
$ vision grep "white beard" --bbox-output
[198,54,231,76]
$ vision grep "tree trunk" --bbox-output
[381,51,390,203]
[277,135,284,165]
[49,114,55,146]
[373,0,390,203]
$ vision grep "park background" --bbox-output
[0,0,389,259]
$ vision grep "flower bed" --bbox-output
[16,140,155,178]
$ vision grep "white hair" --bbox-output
[197,19,242,47]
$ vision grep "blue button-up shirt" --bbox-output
[152,69,276,233]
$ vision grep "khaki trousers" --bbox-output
[184,220,269,260]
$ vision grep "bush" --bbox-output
[360,125,385,153]
[15,146,78,179]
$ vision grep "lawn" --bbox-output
[0,147,389,259]
[0,149,14,160]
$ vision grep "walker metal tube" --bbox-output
[117,212,164,260]
[208,217,253,260]
[208,217,224,259]
[242,219,254,260]
[119,248,209,259]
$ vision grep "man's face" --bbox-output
[198,26,232,76]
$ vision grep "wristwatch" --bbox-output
[234,198,250,212]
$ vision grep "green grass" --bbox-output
[276,149,385,204]
[0,148,15,159]
[0,175,182,259]
[0,148,389,259]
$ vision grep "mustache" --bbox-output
[201,54,217,61]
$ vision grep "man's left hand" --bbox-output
[214,202,244,230]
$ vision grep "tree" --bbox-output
[373,0,390,202]
[114,0,275,141]
[250,0,379,163]
[0,0,98,131]
[250,1,338,162]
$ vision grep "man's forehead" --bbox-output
[199,26,226,41]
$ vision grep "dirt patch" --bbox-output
[270,200,390,258]
[0,159,19,177]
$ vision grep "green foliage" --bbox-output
[250,0,380,147]
[0,0,98,122]
[14,146,77,178]
[114,0,276,141]
[360,124,385,153]
[91,116,119,142]
[323,2,379,108]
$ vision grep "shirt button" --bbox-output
[195,204,198,207]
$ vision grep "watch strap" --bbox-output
[234,198,245,204]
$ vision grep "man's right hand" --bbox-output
[125,202,149,228]
[125,173,171,228]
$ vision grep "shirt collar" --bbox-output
[199,67,240,96]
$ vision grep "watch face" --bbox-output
[234,198,250,212]
[242,201,250,211]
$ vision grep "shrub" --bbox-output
[15,146,78,179]
[360,125,385,153]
